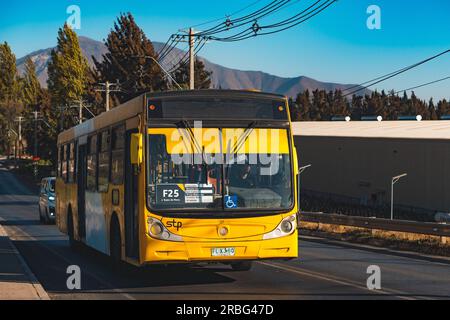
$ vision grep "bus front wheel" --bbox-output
[67,211,79,250]
[110,216,122,270]
[231,261,253,271]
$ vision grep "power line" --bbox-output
[343,49,450,97]
[198,0,292,37]
[210,0,337,42]
[394,76,450,95]
[160,0,337,89]
[186,0,266,29]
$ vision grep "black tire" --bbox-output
[44,208,50,224]
[231,261,253,271]
[38,206,44,223]
[110,216,122,272]
[67,211,79,250]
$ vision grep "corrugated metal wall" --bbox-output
[294,135,450,213]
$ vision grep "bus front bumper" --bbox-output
[142,233,298,264]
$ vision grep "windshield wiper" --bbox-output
[229,121,257,157]
[176,120,209,183]
[224,121,257,195]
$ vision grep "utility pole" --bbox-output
[189,28,195,90]
[33,111,38,159]
[96,81,121,112]
[79,100,83,124]
[106,81,110,112]
[15,116,23,160]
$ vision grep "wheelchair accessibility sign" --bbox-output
[224,195,238,209]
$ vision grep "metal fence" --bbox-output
[300,212,450,238]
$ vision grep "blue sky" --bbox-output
[1,0,449,100]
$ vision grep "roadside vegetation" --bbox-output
[0,13,211,166]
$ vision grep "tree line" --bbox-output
[289,89,449,121]
[0,12,448,163]
[0,13,211,161]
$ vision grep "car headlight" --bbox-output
[147,217,183,242]
[263,214,297,240]
[48,196,55,201]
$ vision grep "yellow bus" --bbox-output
[56,90,299,271]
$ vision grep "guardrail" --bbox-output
[300,212,450,238]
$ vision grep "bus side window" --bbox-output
[111,125,125,185]
[98,130,110,193]
[62,145,68,182]
[87,135,97,192]
[57,146,61,177]
[68,142,75,183]
[59,146,64,178]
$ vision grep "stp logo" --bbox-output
[166,219,182,231]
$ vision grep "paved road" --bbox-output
[0,163,449,300]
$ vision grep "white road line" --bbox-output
[259,261,420,300]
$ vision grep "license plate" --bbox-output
[211,247,236,257]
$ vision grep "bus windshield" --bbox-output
[147,127,293,213]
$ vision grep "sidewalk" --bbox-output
[0,224,49,300]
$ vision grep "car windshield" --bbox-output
[49,180,55,192]
[147,127,293,213]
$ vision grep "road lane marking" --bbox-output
[259,261,419,300]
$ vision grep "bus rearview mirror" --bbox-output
[130,133,143,165]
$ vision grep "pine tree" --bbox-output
[21,57,42,156]
[47,24,89,130]
[22,58,42,106]
[437,99,449,118]
[428,98,438,120]
[20,59,56,159]
[93,13,167,104]
[172,58,212,90]
[295,90,311,121]
[48,24,89,107]
[0,42,22,155]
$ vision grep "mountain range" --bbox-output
[16,36,368,98]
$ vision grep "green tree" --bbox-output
[93,13,167,104]
[0,42,22,155]
[295,90,311,121]
[428,98,438,120]
[437,99,449,119]
[172,58,212,90]
[22,58,42,106]
[21,57,42,157]
[21,59,56,159]
[47,24,89,130]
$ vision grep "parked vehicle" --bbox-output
[39,177,56,224]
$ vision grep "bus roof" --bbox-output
[145,89,286,101]
[58,90,287,145]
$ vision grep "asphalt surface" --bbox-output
[0,162,449,300]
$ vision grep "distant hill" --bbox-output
[16,36,369,97]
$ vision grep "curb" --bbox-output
[0,223,50,300]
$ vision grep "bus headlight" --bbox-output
[147,217,183,242]
[281,220,293,233]
[263,215,296,240]
[150,222,163,236]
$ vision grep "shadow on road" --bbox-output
[12,239,236,295]
[0,220,42,226]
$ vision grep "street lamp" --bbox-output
[134,55,183,90]
[298,164,312,212]
[391,173,407,220]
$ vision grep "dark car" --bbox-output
[39,177,56,224]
